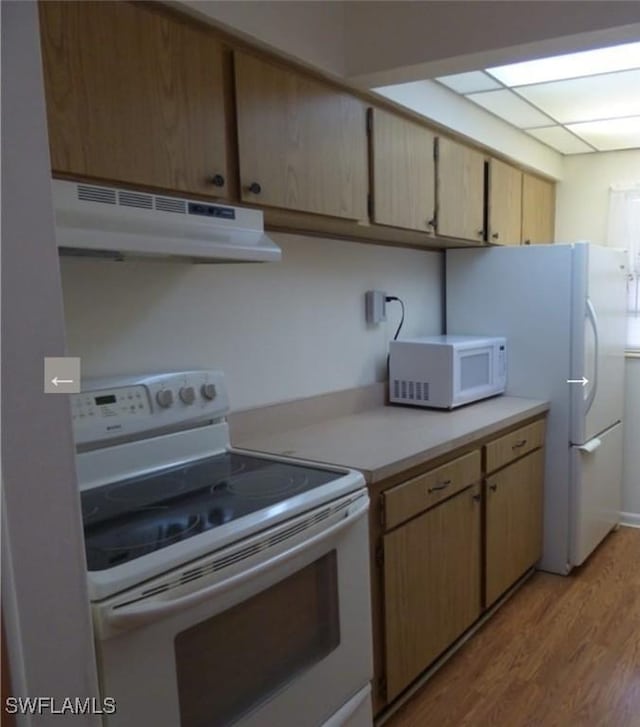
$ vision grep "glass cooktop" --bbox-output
[81,452,343,571]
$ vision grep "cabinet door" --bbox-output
[39,2,229,197]
[384,484,481,701]
[522,174,555,245]
[436,137,485,242]
[235,52,368,221]
[488,158,522,246]
[370,109,435,233]
[485,449,544,606]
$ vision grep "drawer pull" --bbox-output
[512,439,527,449]
[428,479,452,493]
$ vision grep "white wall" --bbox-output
[61,235,442,412]
[554,150,640,522]
[555,150,640,243]
[178,0,346,77]
[1,1,100,720]
[345,2,640,86]
[176,1,640,87]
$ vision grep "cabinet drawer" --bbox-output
[383,450,481,529]
[485,419,546,474]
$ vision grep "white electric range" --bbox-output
[73,370,373,727]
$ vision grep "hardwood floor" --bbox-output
[385,526,640,727]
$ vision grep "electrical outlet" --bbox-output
[365,290,386,324]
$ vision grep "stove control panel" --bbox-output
[71,370,229,446]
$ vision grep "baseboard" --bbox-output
[620,512,640,528]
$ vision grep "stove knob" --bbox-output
[201,383,217,401]
[179,386,196,405]
[156,389,174,408]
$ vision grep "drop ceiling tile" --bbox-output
[566,116,640,151]
[526,126,595,154]
[487,41,640,86]
[466,89,553,128]
[437,71,502,94]
[515,69,640,123]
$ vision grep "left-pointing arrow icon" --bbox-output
[51,377,74,387]
[44,357,81,393]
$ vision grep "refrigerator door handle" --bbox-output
[576,437,601,453]
[584,298,599,415]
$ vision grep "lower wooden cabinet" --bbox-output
[485,449,544,606]
[383,483,482,701]
[373,415,546,712]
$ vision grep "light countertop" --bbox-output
[235,396,549,483]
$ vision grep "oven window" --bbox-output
[174,551,340,727]
[460,351,490,390]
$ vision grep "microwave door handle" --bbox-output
[585,298,599,415]
[103,498,368,632]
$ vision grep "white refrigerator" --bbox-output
[446,242,628,575]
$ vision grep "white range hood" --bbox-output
[52,179,281,263]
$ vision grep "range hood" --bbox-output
[52,179,281,263]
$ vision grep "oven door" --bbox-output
[93,490,372,727]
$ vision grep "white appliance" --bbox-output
[53,179,282,262]
[389,335,507,409]
[73,371,373,727]
[446,242,628,574]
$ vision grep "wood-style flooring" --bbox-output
[385,526,640,727]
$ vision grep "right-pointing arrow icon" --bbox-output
[567,376,589,387]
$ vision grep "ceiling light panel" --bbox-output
[466,89,553,128]
[526,126,594,154]
[566,116,640,151]
[515,69,640,123]
[437,71,502,94]
[487,41,640,86]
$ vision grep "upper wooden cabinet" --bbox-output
[436,137,485,242]
[522,173,556,245]
[234,52,368,221]
[369,108,436,233]
[488,159,523,246]
[39,1,229,197]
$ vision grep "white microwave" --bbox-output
[389,335,507,409]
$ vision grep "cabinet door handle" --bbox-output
[492,232,500,240]
[428,479,451,493]
[472,493,482,503]
[248,182,262,194]
[477,229,485,237]
[210,174,225,187]
[512,439,527,449]
[489,483,497,492]
[524,239,531,245]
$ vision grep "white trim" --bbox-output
[620,512,640,528]
[611,182,640,192]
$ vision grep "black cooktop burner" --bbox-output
[81,452,343,571]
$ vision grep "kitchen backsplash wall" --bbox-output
[60,233,442,411]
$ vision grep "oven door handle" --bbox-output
[103,495,368,632]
